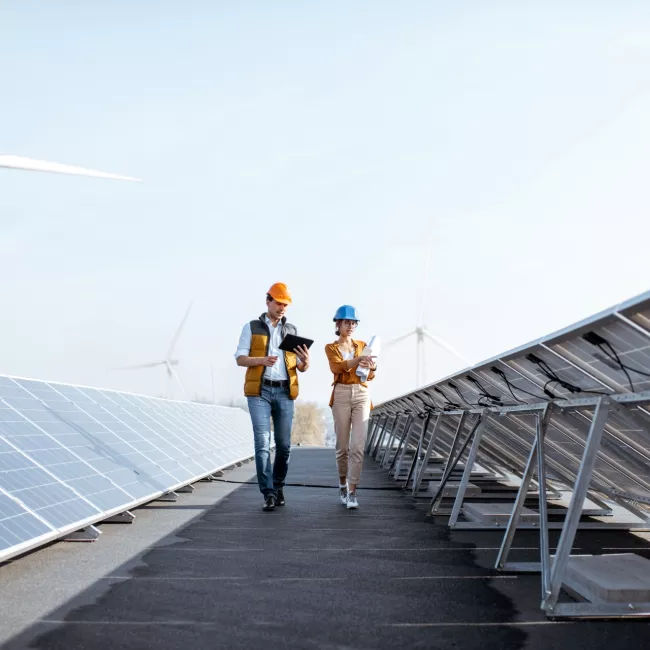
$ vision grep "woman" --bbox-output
[324,305,377,509]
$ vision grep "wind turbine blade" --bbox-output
[0,155,141,181]
[111,361,164,370]
[385,329,417,347]
[166,301,193,361]
[421,328,472,365]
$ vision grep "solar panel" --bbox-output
[0,487,53,553]
[0,376,253,563]
[373,289,650,619]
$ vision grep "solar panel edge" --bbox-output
[0,372,244,412]
[378,290,650,408]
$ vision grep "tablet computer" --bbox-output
[279,333,314,352]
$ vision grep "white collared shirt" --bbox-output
[235,316,288,381]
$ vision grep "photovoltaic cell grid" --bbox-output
[376,290,650,503]
[0,376,253,562]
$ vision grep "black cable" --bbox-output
[214,479,400,491]
[605,343,650,378]
[491,366,550,402]
[597,339,650,387]
[536,358,579,395]
[599,343,635,391]
[582,332,636,391]
[527,354,608,396]
[448,382,480,407]
[433,387,461,409]
[466,376,505,406]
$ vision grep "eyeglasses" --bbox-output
[341,320,358,327]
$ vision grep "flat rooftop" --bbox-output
[2,448,650,649]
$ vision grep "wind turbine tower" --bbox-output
[385,249,471,388]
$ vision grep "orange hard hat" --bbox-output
[267,282,292,305]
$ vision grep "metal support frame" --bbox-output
[176,484,195,494]
[439,413,473,484]
[429,411,485,516]
[412,411,443,494]
[448,411,490,527]
[365,415,382,453]
[379,412,403,460]
[156,491,179,502]
[389,414,415,474]
[543,397,611,615]
[371,415,387,458]
[377,414,400,466]
[63,525,101,542]
[491,397,650,618]
[401,418,426,490]
[496,404,553,572]
[103,511,136,524]
[372,414,395,460]
[382,412,412,468]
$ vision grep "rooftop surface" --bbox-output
[2,448,649,649]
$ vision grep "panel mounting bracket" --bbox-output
[156,492,179,502]
[63,525,101,542]
[103,511,135,524]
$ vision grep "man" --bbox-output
[235,282,310,511]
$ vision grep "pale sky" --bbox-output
[1,1,650,407]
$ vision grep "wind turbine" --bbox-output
[0,154,140,181]
[114,302,193,399]
[385,249,471,388]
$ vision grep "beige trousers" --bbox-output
[331,384,371,486]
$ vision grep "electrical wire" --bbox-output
[599,342,635,391]
[433,387,461,410]
[448,383,480,407]
[213,479,400,491]
[466,376,506,406]
[527,355,608,396]
[491,367,550,402]
[595,338,650,391]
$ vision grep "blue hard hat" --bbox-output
[333,305,359,322]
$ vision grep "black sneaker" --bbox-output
[276,488,285,506]
[262,494,276,511]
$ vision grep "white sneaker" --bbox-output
[346,491,359,509]
[339,484,348,506]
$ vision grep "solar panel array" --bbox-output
[374,290,650,502]
[371,289,650,619]
[0,376,253,563]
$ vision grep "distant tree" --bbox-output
[292,401,326,446]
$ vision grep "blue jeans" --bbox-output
[247,385,295,497]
